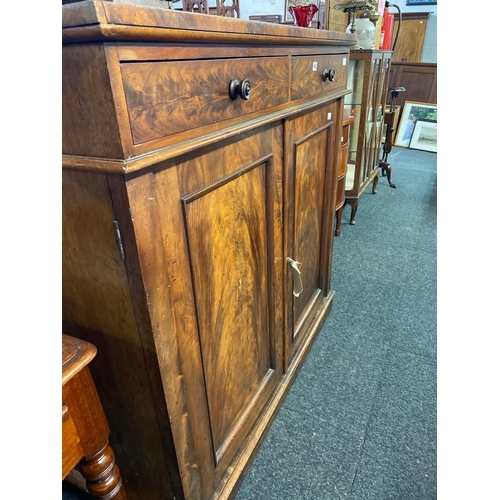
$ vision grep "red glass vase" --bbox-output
[288,4,319,28]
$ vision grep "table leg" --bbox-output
[372,171,379,194]
[80,442,127,499]
[346,199,358,225]
[379,161,396,188]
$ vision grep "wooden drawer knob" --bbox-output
[322,68,336,82]
[228,79,252,100]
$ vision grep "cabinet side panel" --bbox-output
[62,44,124,158]
[62,170,174,499]
[126,165,216,500]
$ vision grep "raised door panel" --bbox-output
[183,163,274,465]
[285,101,337,365]
[126,123,284,498]
[392,18,428,63]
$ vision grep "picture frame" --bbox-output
[394,101,437,148]
[406,0,436,5]
[284,0,319,24]
[409,119,437,153]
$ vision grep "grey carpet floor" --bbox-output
[63,146,437,500]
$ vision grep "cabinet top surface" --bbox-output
[62,333,97,386]
[62,0,357,46]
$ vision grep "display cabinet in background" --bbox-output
[343,49,392,225]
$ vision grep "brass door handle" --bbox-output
[287,257,303,297]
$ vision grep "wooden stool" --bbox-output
[62,334,127,499]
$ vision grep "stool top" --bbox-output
[62,334,97,386]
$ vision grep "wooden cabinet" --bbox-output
[387,62,437,129]
[391,12,431,63]
[343,50,392,225]
[62,3,356,500]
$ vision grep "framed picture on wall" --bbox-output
[409,119,437,153]
[406,0,436,5]
[394,101,437,148]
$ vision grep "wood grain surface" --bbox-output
[291,54,348,101]
[122,57,289,144]
[62,3,350,497]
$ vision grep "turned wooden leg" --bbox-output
[378,161,396,189]
[385,163,396,188]
[372,172,379,194]
[335,205,343,236]
[348,200,358,225]
[62,338,128,500]
[80,442,127,499]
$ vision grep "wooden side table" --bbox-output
[62,334,127,499]
[335,109,355,237]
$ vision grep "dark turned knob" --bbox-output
[228,79,252,100]
[322,68,336,82]
[239,79,251,100]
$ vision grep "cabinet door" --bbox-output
[126,122,284,499]
[392,16,428,63]
[284,100,339,368]
[359,54,390,191]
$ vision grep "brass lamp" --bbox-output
[334,1,379,49]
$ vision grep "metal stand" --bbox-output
[379,86,405,189]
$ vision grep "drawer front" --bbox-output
[62,405,84,479]
[339,143,348,177]
[341,123,350,146]
[122,57,290,144]
[291,54,348,101]
[336,175,346,210]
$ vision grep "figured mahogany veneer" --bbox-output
[291,54,348,100]
[62,3,356,499]
[121,57,290,144]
